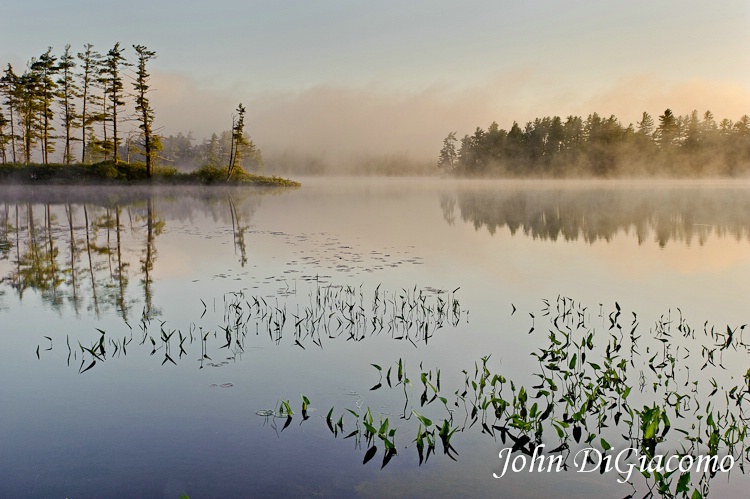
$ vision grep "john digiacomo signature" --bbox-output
[493,444,735,483]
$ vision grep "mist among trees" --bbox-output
[0,44,262,178]
[439,110,750,177]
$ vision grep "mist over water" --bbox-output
[0,178,749,498]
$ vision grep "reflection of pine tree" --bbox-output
[447,187,750,246]
[227,194,248,267]
[83,205,100,317]
[65,205,83,314]
[0,192,266,317]
[140,197,163,318]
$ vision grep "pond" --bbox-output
[1,178,749,498]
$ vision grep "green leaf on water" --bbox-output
[412,410,433,428]
[346,409,360,419]
[676,471,691,494]
[363,421,377,436]
[569,353,577,370]
[379,418,390,436]
[553,423,564,439]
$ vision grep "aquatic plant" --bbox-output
[268,297,750,498]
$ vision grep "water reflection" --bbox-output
[268,297,749,498]
[0,186,265,318]
[441,183,750,246]
[38,283,465,373]
[2,180,749,498]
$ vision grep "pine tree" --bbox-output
[0,64,19,163]
[437,132,458,170]
[132,45,157,176]
[29,47,59,164]
[657,109,679,148]
[57,44,80,164]
[77,44,102,163]
[683,110,701,150]
[0,111,8,163]
[636,112,655,137]
[17,70,43,163]
[100,43,127,163]
[227,103,247,180]
[209,133,220,165]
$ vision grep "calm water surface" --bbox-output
[1,178,749,498]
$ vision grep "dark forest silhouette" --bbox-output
[439,110,750,177]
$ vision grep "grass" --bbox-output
[0,161,301,187]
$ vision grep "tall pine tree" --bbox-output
[132,45,157,177]
[100,43,127,163]
[0,64,19,163]
[29,47,59,164]
[57,44,80,164]
[77,44,102,163]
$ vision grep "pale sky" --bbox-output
[3,1,749,163]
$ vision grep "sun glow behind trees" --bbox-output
[0,44,262,179]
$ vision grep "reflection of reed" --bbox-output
[38,283,465,374]
[442,186,750,246]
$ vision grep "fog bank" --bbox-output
[150,71,750,173]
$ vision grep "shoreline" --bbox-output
[0,162,301,188]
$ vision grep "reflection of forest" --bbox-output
[0,186,263,318]
[441,185,750,246]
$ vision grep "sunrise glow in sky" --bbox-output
[3,0,749,162]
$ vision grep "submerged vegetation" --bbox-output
[439,110,750,177]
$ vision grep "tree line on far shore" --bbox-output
[0,44,261,180]
[438,109,750,177]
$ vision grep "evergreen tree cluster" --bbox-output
[156,128,263,174]
[439,110,750,177]
[0,45,262,177]
[0,43,147,166]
